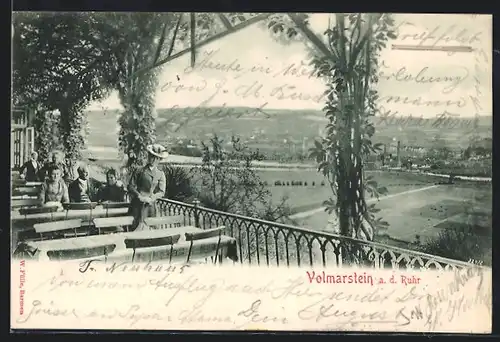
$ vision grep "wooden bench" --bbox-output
[63,202,98,220]
[185,226,226,264]
[101,202,130,217]
[47,244,117,261]
[26,182,44,187]
[19,206,59,220]
[11,198,40,209]
[145,215,184,229]
[124,234,181,263]
[13,185,41,195]
[93,216,135,235]
[33,219,86,240]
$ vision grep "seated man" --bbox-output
[68,164,100,203]
[38,165,69,208]
[97,169,127,203]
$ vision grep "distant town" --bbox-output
[87,107,492,177]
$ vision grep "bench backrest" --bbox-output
[124,234,181,249]
[12,198,40,209]
[47,244,117,261]
[185,226,225,242]
[63,202,98,210]
[26,182,44,187]
[34,219,83,234]
[12,186,40,196]
[19,206,59,216]
[145,215,184,228]
[93,216,134,229]
[101,202,130,209]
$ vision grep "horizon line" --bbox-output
[86,107,492,118]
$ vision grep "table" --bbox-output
[12,226,238,264]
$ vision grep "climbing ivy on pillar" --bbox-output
[59,103,86,180]
[111,13,175,169]
[308,14,395,240]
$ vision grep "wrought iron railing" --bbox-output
[157,198,474,271]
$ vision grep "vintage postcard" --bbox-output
[11,12,492,333]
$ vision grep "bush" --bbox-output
[161,165,196,202]
[416,223,491,266]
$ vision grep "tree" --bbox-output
[428,135,451,161]
[192,134,293,263]
[13,12,121,175]
[193,134,290,222]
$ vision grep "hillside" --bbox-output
[85,107,491,158]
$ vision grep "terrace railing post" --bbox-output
[193,199,201,228]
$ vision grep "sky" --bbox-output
[88,13,492,119]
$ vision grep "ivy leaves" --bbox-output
[307,14,397,238]
[101,13,171,168]
[259,13,310,46]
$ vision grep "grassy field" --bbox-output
[295,179,492,263]
[255,169,441,213]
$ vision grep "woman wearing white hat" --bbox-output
[127,144,168,231]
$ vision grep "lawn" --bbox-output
[294,180,492,264]
[259,169,441,212]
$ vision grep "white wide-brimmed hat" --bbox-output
[146,144,169,159]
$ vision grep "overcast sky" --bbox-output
[89,13,492,119]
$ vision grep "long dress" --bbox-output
[127,165,166,231]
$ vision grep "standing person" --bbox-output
[68,164,100,203]
[38,165,69,208]
[127,144,168,231]
[19,151,41,182]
